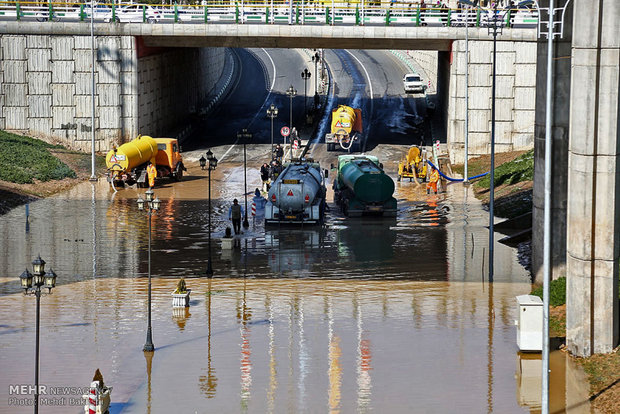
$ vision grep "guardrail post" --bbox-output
[325,6,329,25]
[142,5,146,23]
[416,6,420,26]
[174,4,178,23]
[476,8,480,27]
[385,9,390,26]
[112,3,116,22]
[235,4,239,23]
[355,5,359,25]
[16,1,21,21]
[447,9,451,26]
[506,9,511,28]
[204,5,208,23]
[296,3,299,24]
[48,1,54,21]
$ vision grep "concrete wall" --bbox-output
[137,47,226,137]
[447,39,537,164]
[0,35,226,151]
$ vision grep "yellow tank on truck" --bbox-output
[330,105,357,136]
[105,135,158,172]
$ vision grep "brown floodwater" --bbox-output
[0,152,591,413]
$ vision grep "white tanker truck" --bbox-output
[265,160,327,225]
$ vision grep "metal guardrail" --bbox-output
[0,1,538,27]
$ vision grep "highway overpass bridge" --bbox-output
[0,0,618,356]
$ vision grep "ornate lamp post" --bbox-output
[19,255,58,414]
[266,104,278,158]
[300,68,311,119]
[237,129,253,229]
[199,155,206,170]
[311,52,320,106]
[206,149,218,277]
[137,189,161,352]
[286,85,297,132]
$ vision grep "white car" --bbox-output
[105,5,162,23]
[403,73,426,94]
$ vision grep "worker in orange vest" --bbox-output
[147,162,157,188]
[426,166,440,194]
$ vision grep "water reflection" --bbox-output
[199,279,217,399]
[0,180,592,413]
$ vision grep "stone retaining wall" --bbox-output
[0,35,226,151]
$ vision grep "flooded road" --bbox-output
[0,151,591,413]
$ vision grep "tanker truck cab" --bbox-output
[154,138,186,181]
[265,161,327,225]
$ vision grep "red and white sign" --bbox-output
[281,126,290,137]
[292,140,299,150]
[287,189,294,196]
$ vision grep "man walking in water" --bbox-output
[228,199,244,235]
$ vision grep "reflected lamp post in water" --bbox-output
[19,256,58,414]
[137,189,161,352]
[301,68,311,120]
[237,128,253,229]
[206,149,218,277]
[286,85,297,131]
[266,104,278,158]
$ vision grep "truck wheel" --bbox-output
[174,164,184,181]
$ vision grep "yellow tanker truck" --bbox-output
[105,135,185,188]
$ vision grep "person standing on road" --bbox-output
[426,166,440,194]
[274,144,284,163]
[147,162,157,188]
[228,199,244,235]
[260,163,271,192]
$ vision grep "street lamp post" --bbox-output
[301,68,311,119]
[206,149,218,277]
[286,85,297,132]
[485,2,509,284]
[312,52,320,107]
[137,189,161,352]
[266,104,278,158]
[19,255,58,414]
[237,129,253,229]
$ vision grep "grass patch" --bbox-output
[531,276,566,306]
[475,149,533,189]
[0,131,76,184]
[580,352,620,395]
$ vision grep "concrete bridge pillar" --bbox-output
[532,0,573,283]
[566,0,619,356]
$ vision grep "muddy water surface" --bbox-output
[0,157,590,413]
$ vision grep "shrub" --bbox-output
[0,131,77,183]
[531,276,566,307]
[174,278,188,294]
[476,149,534,189]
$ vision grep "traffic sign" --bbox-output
[292,140,299,149]
[281,126,290,137]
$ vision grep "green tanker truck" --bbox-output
[332,155,397,217]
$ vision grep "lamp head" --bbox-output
[152,197,161,211]
[44,268,57,291]
[145,189,154,202]
[32,255,45,276]
[137,196,145,211]
[20,269,33,290]
[206,149,213,161]
[199,155,206,169]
